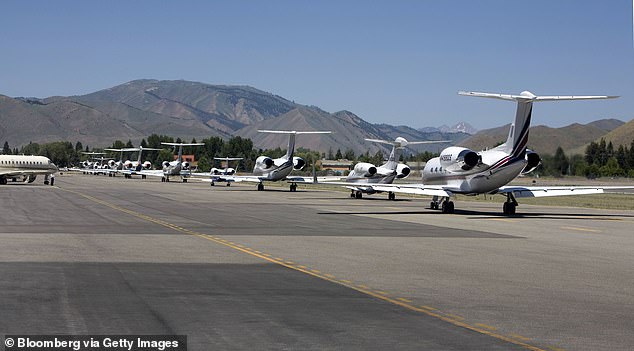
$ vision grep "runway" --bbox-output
[1,174,633,351]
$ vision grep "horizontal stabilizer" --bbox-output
[161,142,205,146]
[214,157,243,161]
[458,91,618,102]
[365,137,450,148]
[258,130,332,135]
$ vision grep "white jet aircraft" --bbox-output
[140,142,204,182]
[105,146,162,178]
[324,137,448,200]
[200,130,331,191]
[192,157,243,186]
[369,90,633,214]
[0,155,58,185]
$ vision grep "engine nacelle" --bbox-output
[225,168,236,175]
[439,147,480,171]
[108,160,116,168]
[123,160,133,169]
[81,161,90,168]
[395,164,411,179]
[293,157,305,170]
[211,168,222,175]
[521,151,541,174]
[182,161,190,170]
[142,161,152,169]
[162,161,170,169]
[354,162,377,177]
[256,156,274,169]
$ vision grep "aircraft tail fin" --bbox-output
[459,91,617,156]
[258,130,331,159]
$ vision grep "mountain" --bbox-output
[0,79,460,155]
[459,119,625,155]
[1,80,625,157]
[568,118,634,155]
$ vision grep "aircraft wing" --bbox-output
[318,181,452,197]
[370,184,452,197]
[497,185,634,198]
[199,175,263,183]
[287,175,344,183]
[137,170,165,177]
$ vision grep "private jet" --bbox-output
[140,142,204,182]
[370,91,633,214]
[0,155,58,185]
[192,157,243,186]
[200,130,331,191]
[323,137,448,200]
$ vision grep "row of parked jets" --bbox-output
[2,90,633,215]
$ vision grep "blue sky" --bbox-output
[1,1,632,129]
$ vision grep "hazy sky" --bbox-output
[1,1,632,129]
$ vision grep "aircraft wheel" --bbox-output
[226,183,231,187]
[441,201,454,214]
[161,177,165,182]
[388,192,396,200]
[290,183,297,192]
[183,178,188,183]
[257,183,264,191]
[210,182,215,187]
[355,191,363,199]
[44,180,49,185]
[503,202,516,215]
[350,191,356,198]
[142,175,147,179]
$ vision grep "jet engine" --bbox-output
[162,161,170,169]
[225,168,236,175]
[292,157,305,170]
[142,161,152,169]
[439,147,480,171]
[521,151,541,174]
[108,160,116,168]
[182,161,190,170]
[211,168,222,175]
[395,164,411,179]
[123,160,133,169]
[81,161,90,168]
[354,162,377,177]
[28,174,37,183]
[256,156,274,169]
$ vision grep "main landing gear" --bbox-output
[430,196,454,214]
[388,192,396,200]
[351,190,363,199]
[257,183,264,191]
[289,183,297,192]
[502,193,518,215]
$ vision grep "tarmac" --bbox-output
[1,173,633,351]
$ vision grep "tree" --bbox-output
[343,149,355,160]
[75,142,83,152]
[327,147,334,160]
[335,148,343,159]
[3,141,11,155]
[196,154,212,172]
[553,146,569,176]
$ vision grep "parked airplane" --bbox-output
[368,90,632,214]
[325,137,449,200]
[0,155,58,185]
[192,157,243,186]
[200,130,331,191]
[140,142,204,182]
[104,146,162,178]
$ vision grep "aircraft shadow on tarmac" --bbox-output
[319,208,634,220]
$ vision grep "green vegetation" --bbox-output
[535,138,634,178]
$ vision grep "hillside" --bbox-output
[569,118,634,155]
[1,79,460,154]
[459,119,625,155]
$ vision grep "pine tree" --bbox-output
[3,141,11,155]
